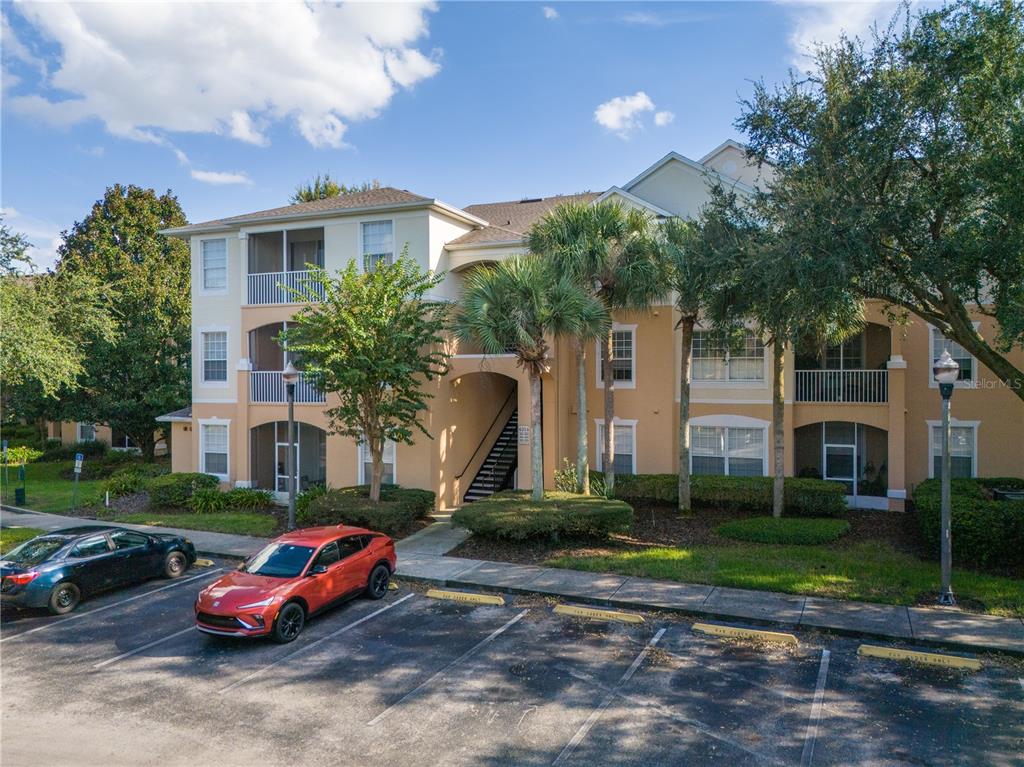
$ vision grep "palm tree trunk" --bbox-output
[575,338,589,494]
[678,316,694,513]
[772,339,785,518]
[602,328,615,496]
[529,371,544,501]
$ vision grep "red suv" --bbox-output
[195,525,396,643]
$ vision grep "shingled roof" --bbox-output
[447,192,600,248]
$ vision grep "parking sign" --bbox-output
[74,452,84,474]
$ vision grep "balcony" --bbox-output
[250,371,325,404]
[795,369,888,403]
[246,270,324,306]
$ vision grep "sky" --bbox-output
[1,1,900,269]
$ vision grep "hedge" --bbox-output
[188,487,276,513]
[716,516,850,545]
[147,472,220,509]
[913,477,1024,572]
[593,472,848,517]
[106,463,169,497]
[298,485,435,535]
[452,491,633,542]
[41,440,108,461]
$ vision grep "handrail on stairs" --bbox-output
[454,387,517,480]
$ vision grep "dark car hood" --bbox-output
[197,570,295,610]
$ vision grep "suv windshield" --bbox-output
[244,543,314,578]
[4,536,71,567]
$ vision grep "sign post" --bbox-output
[71,452,84,512]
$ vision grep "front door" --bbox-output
[110,530,160,582]
[66,534,121,593]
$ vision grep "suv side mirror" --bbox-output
[309,564,328,576]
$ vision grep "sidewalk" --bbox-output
[4,506,1021,656]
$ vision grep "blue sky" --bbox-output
[2,1,895,268]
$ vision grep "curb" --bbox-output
[396,570,1023,659]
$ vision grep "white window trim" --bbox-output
[199,237,229,296]
[77,423,97,442]
[595,323,637,390]
[199,326,231,387]
[593,418,638,474]
[928,323,980,389]
[358,218,395,274]
[926,419,979,479]
[688,414,769,477]
[689,328,768,388]
[357,436,398,485]
[198,418,230,481]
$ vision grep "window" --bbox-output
[313,541,340,569]
[595,420,636,475]
[930,328,975,383]
[361,221,394,271]
[202,423,229,478]
[201,239,227,291]
[77,423,96,442]
[691,425,766,477]
[929,423,976,479]
[597,327,635,388]
[202,331,228,382]
[72,535,111,558]
[691,330,764,382]
[111,531,149,550]
[338,535,365,559]
[359,438,395,484]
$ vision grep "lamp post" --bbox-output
[932,349,960,606]
[282,361,300,530]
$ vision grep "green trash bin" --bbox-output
[14,487,26,505]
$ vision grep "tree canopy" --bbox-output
[290,174,382,204]
[282,251,450,502]
[739,0,1024,400]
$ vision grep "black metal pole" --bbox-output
[287,382,296,530]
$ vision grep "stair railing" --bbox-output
[454,388,517,481]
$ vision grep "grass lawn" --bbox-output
[1,461,105,514]
[116,511,277,537]
[0,527,45,554]
[547,541,1024,617]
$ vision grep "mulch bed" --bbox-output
[447,502,927,567]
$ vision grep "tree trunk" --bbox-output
[678,316,694,513]
[136,432,156,462]
[575,338,589,495]
[942,306,1024,404]
[529,371,544,502]
[34,417,47,446]
[772,339,785,518]
[369,439,384,503]
[602,328,616,496]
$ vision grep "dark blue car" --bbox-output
[0,526,197,614]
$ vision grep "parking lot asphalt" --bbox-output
[2,561,1022,767]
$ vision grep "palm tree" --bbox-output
[528,200,664,496]
[454,257,608,501]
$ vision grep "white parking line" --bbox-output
[92,626,196,669]
[800,649,831,767]
[552,627,667,766]
[366,609,528,726]
[218,593,416,695]
[0,569,223,643]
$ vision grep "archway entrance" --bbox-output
[250,421,326,494]
[795,421,888,509]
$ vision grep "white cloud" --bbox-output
[6,1,441,150]
[2,207,62,271]
[781,1,900,68]
[543,6,559,20]
[654,110,675,127]
[190,169,253,186]
[594,91,655,139]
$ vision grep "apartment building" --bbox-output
[159,141,1024,511]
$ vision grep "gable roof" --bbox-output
[162,187,486,236]
[594,186,674,218]
[621,150,758,197]
[446,192,600,249]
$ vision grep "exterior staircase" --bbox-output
[463,410,518,503]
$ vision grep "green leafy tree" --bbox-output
[57,185,191,460]
[527,200,664,496]
[282,252,450,503]
[739,0,1024,401]
[0,215,34,275]
[290,174,382,204]
[455,257,608,501]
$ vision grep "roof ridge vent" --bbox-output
[518,197,543,204]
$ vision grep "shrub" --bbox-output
[554,459,580,493]
[296,485,328,518]
[224,488,275,510]
[593,472,848,517]
[913,477,1024,572]
[298,485,434,535]
[147,472,220,509]
[716,517,850,545]
[452,491,633,542]
[40,440,108,461]
[105,463,168,497]
[190,488,229,513]
[1,445,44,465]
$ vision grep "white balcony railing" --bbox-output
[250,371,325,404]
[795,369,888,403]
[246,270,324,305]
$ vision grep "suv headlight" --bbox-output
[237,596,278,610]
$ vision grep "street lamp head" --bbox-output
[282,361,300,385]
[932,350,960,386]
